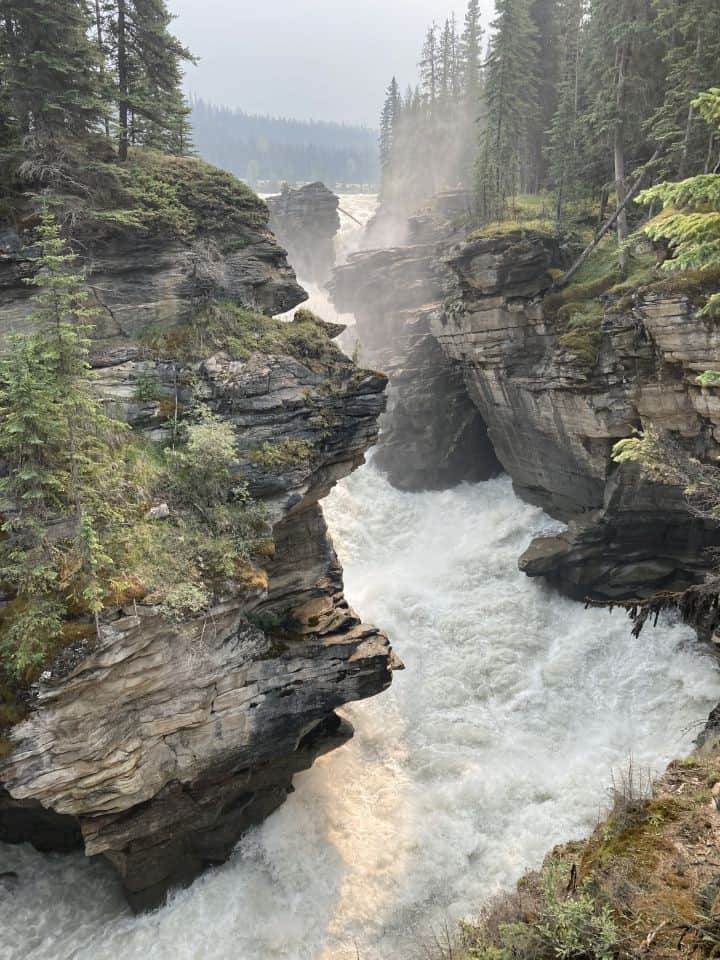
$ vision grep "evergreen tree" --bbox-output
[527,0,560,191]
[582,0,661,267]
[0,1,105,146]
[379,76,401,199]
[476,0,539,218]
[648,0,720,179]
[637,89,720,318]
[0,214,121,677]
[102,0,194,160]
[420,23,440,107]
[461,0,484,107]
[439,16,460,103]
[547,0,586,220]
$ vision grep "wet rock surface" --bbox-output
[331,204,720,600]
[331,210,502,490]
[0,208,396,910]
[266,181,340,286]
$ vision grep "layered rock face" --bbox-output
[266,182,340,286]
[331,208,502,491]
[0,203,397,909]
[331,204,720,599]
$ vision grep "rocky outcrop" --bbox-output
[0,195,398,910]
[331,206,720,599]
[331,211,502,490]
[266,182,340,286]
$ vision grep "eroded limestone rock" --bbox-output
[0,200,396,910]
[330,205,720,599]
[266,182,340,286]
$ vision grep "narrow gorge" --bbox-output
[2,1,720,955]
[3,188,720,960]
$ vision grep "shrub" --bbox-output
[133,369,161,402]
[696,370,720,388]
[535,864,618,960]
[143,301,341,368]
[248,438,313,470]
[159,582,210,622]
[165,408,239,509]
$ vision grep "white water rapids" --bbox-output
[2,196,720,960]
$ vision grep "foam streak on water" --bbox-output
[2,468,719,960]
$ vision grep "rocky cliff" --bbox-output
[266,182,340,286]
[0,163,398,910]
[331,209,502,491]
[331,198,720,599]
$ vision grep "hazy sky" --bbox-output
[168,0,495,127]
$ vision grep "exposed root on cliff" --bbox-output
[585,580,720,638]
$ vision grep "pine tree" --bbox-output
[547,0,585,221]
[637,89,720,318]
[379,76,401,201]
[0,0,105,145]
[582,0,661,267]
[0,213,122,677]
[420,23,440,108]
[103,0,194,160]
[527,0,560,192]
[648,0,720,179]
[476,0,539,218]
[461,0,484,107]
[439,16,460,103]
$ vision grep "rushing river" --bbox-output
[2,197,720,960]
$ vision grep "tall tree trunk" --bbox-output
[93,0,111,139]
[117,0,129,162]
[679,27,702,179]
[614,40,629,271]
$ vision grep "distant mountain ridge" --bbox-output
[190,98,379,190]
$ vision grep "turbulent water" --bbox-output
[2,196,720,960]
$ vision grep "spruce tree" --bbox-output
[527,0,560,192]
[582,0,661,267]
[461,0,484,107]
[547,0,585,221]
[476,0,539,218]
[439,16,460,104]
[420,23,440,108]
[103,0,194,160]
[379,76,401,200]
[648,0,720,179]
[0,214,121,677]
[637,89,720,318]
[0,0,105,145]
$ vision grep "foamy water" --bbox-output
[2,468,718,960]
[1,197,719,960]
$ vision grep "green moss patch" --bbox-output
[83,149,268,240]
[248,439,313,470]
[141,303,344,369]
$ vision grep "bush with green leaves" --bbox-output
[461,862,618,960]
[537,865,618,960]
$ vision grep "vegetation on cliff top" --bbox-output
[142,303,342,369]
[454,750,720,960]
[83,149,267,239]
[0,216,272,699]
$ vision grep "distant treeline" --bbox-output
[190,99,380,190]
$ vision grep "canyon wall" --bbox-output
[331,199,720,599]
[0,189,398,910]
[266,182,340,287]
